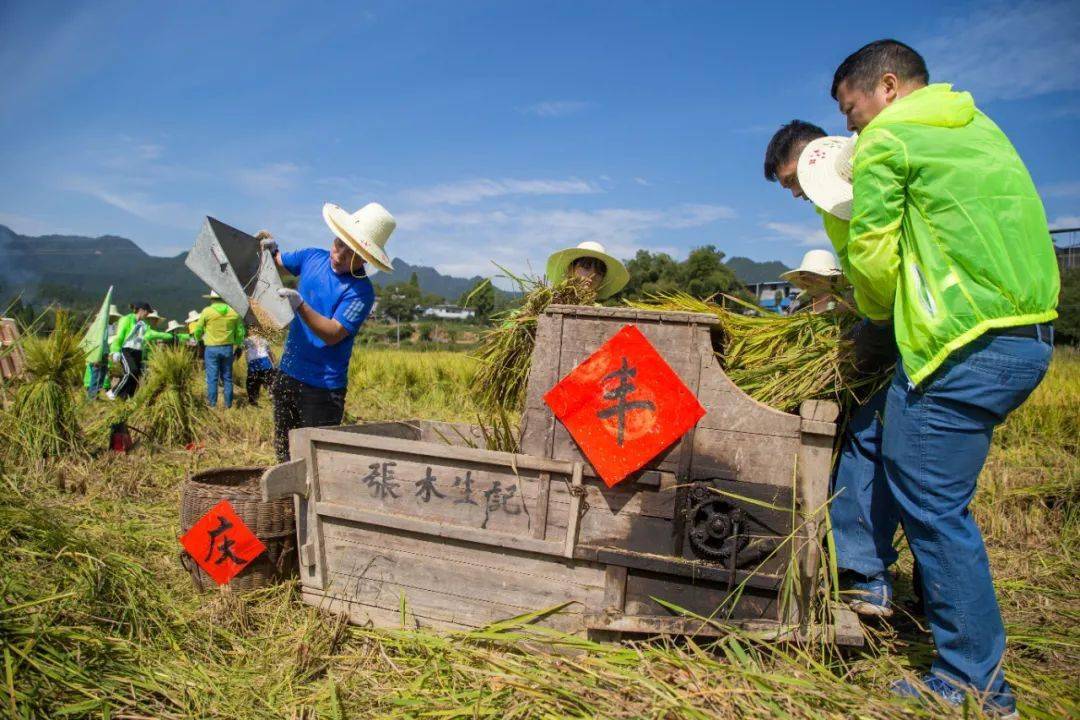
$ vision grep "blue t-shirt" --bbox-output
[279,248,374,389]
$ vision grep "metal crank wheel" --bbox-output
[685,483,748,563]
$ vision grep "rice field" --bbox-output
[0,345,1077,719]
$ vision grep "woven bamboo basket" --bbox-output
[180,466,297,591]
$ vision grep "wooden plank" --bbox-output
[690,428,800,486]
[308,427,579,476]
[582,613,788,639]
[260,458,308,501]
[603,565,628,611]
[623,571,781,621]
[563,462,584,558]
[316,501,567,557]
[312,448,543,536]
[574,544,783,591]
[831,605,865,647]
[320,531,601,614]
[531,471,552,539]
[800,399,840,423]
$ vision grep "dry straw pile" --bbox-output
[470,275,594,412]
[628,292,888,412]
[2,311,86,460]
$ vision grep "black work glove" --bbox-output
[843,319,897,376]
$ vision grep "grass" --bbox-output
[0,346,1076,718]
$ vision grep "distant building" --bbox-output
[422,305,476,321]
[1053,228,1079,271]
[746,280,798,314]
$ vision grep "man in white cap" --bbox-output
[544,241,629,301]
[765,120,904,623]
[259,201,395,462]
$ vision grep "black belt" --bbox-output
[991,324,1052,341]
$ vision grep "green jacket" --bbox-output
[848,83,1059,386]
[110,313,173,353]
[193,303,245,347]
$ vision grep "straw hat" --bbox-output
[202,290,222,300]
[165,320,184,333]
[108,304,122,319]
[546,241,630,300]
[797,134,856,221]
[322,202,396,273]
[781,249,843,294]
[185,310,200,323]
[145,309,163,324]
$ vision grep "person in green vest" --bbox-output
[825,40,1058,716]
[193,291,245,408]
[164,320,189,346]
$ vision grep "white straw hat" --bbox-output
[202,290,222,300]
[165,320,184,333]
[797,134,856,221]
[108,304,122,319]
[322,202,396,273]
[545,241,630,300]
[145,309,163,322]
[185,310,200,323]
[781,249,843,295]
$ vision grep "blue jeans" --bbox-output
[830,383,900,578]
[204,344,235,408]
[882,330,1051,695]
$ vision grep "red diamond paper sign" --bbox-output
[180,499,266,586]
[544,324,705,487]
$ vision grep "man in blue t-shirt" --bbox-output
[259,202,397,461]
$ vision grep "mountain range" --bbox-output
[0,224,790,320]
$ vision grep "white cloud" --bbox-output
[633,177,652,187]
[403,177,602,205]
[1042,181,1080,199]
[920,1,1080,102]
[1049,215,1080,230]
[234,162,302,195]
[519,100,590,117]
[761,221,830,247]
[63,176,193,228]
[395,202,736,279]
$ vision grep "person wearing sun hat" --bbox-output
[259,201,394,461]
[781,249,845,314]
[194,290,245,409]
[545,241,629,301]
[766,119,905,626]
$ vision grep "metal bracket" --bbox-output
[261,458,308,501]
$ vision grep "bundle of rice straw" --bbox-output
[125,345,205,445]
[627,292,889,412]
[4,311,86,460]
[470,275,595,412]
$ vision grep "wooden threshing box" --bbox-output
[262,305,861,644]
[0,318,25,381]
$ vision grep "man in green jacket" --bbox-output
[193,291,245,408]
[831,39,1058,716]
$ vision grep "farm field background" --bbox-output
[1,345,1077,719]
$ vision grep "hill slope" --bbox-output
[0,225,490,319]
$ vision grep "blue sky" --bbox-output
[1,0,1077,283]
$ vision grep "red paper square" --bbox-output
[544,324,705,487]
[180,499,266,586]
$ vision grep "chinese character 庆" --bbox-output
[204,514,245,564]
